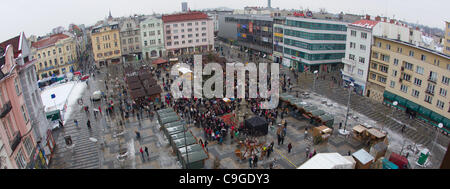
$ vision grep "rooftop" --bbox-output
[0,35,20,58]
[350,19,379,29]
[31,33,70,49]
[376,36,450,59]
[162,11,209,23]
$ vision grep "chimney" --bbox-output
[390,19,395,24]
[366,15,371,20]
[375,16,381,21]
[383,17,387,22]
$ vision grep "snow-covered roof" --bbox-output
[298,153,355,169]
[350,19,379,29]
[352,149,374,165]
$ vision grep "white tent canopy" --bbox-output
[298,153,355,169]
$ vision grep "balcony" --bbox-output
[425,90,435,96]
[427,78,437,84]
[10,131,21,152]
[0,101,12,118]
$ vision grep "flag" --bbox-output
[304,65,309,72]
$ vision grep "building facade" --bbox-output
[444,21,450,55]
[0,44,36,169]
[162,12,215,57]
[140,16,165,60]
[91,22,122,67]
[119,17,142,62]
[282,16,347,72]
[235,14,274,61]
[273,16,285,64]
[31,33,78,80]
[366,36,450,131]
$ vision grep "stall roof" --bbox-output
[182,149,208,163]
[311,109,326,117]
[174,136,197,148]
[171,131,194,141]
[167,125,186,135]
[352,149,374,165]
[159,111,178,119]
[129,88,146,99]
[146,85,162,96]
[352,125,367,133]
[298,153,354,169]
[161,115,180,124]
[294,102,309,109]
[178,144,203,155]
[367,128,386,138]
[157,108,174,114]
[165,120,185,128]
[304,105,318,113]
[316,126,332,133]
[320,114,334,122]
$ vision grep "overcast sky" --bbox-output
[1,0,448,41]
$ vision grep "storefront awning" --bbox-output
[394,95,407,107]
[383,91,397,101]
[406,101,420,112]
[418,106,432,117]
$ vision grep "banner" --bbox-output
[249,22,253,33]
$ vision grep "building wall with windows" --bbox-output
[0,45,35,169]
[234,14,274,59]
[282,16,347,73]
[444,21,450,56]
[140,16,165,59]
[119,17,142,61]
[368,36,450,130]
[91,22,122,67]
[162,12,214,56]
[31,33,78,80]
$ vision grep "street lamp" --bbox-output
[430,123,443,161]
[342,82,354,135]
[384,101,398,133]
[312,70,318,92]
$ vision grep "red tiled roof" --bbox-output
[162,11,209,23]
[31,33,70,49]
[0,35,20,58]
[350,19,379,29]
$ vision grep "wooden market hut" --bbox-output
[319,114,335,128]
[176,144,205,162]
[366,128,387,145]
[172,136,197,153]
[352,124,367,141]
[165,125,187,138]
[312,125,333,143]
[352,149,375,169]
[310,109,326,125]
[169,131,194,145]
[160,115,180,126]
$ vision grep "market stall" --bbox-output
[157,108,174,115]
[176,144,204,161]
[172,136,197,153]
[389,152,409,169]
[157,111,178,123]
[352,149,374,169]
[244,116,268,136]
[312,126,332,144]
[298,153,355,169]
[310,109,326,125]
[352,124,367,141]
[369,142,387,161]
[165,125,187,138]
[169,130,194,145]
[160,115,180,126]
[319,114,334,128]
[366,128,387,145]
[180,149,209,169]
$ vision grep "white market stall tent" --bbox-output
[298,153,355,169]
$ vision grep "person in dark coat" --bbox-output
[288,143,292,153]
[144,146,150,160]
[87,119,91,129]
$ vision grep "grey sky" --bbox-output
[1,0,448,41]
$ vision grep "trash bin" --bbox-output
[417,149,429,166]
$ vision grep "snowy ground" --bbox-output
[62,81,87,124]
[302,91,445,168]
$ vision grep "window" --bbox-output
[392,70,397,77]
[390,80,395,88]
[377,42,382,47]
[447,64,450,71]
[173,30,178,34]
[167,36,171,40]
[393,59,399,66]
[378,76,387,83]
[381,54,389,62]
[202,21,206,25]
[360,44,366,51]
[397,47,402,53]
[349,42,356,49]
[53,49,56,55]
[182,41,185,44]
[202,38,207,42]
[144,41,148,46]
[349,54,355,60]
[413,78,422,86]
[15,149,27,169]
[402,73,411,81]
[379,65,388,73]
[370,73,376,80]
[158,39,161,44]
[188,40,192,43]
[58,48,62,53]
[157,30,161,35]
[143,32,147,37]
[188,28,192,32]
[371,63,378,69]
[182,35,185,39]
[421,55,426,61]
[15,78,21,95]
[358,57,365,64]
[434,59,440,66]
[442,76,449,85]
[386,44,391,50]
[357,69,363,76]
[400,84,408,93]
[188,34,193,38]
[411,89,420,98]
[409,50,414,57]
[187,22,192,26]
[429,71,437,82]
[60,57,63,64]
[372,52,379,59]
[181,29,184,32]
[174,41,179,45]
[439,88,447,97]
[426,83,435,94]
[361,32,367,39]
[202,33,207,37]
[150,31,155,36]
[23,136,33,156]
[416,66,424,75]
[202,27,206,31]
[404,62,413,70]
[181,23,184,27]
[167,42,171,46]
[351,30,356,36]
[436,100,445,109]
[174,36,179,39]
[424,95,432,103]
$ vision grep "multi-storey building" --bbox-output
[444,21,450,55]
[235,14,274,61]
[342,16,425,95]
[162,12,214,56]
[367,36,450,131]
[140,16,165,59]
[31,33,78,80]
[0,44,36,169]
[273,16,285,64]
[282,16,348,72]
[1,33,52,168]
[91,22,121,67]
[119,17,142,62]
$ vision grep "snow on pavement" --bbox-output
[62,81,87,124]
[41,82,75,112]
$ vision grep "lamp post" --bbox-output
[385,101,398,133]
[430,123,443,163]
[312,70,318,92]
[342,82,354,135]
